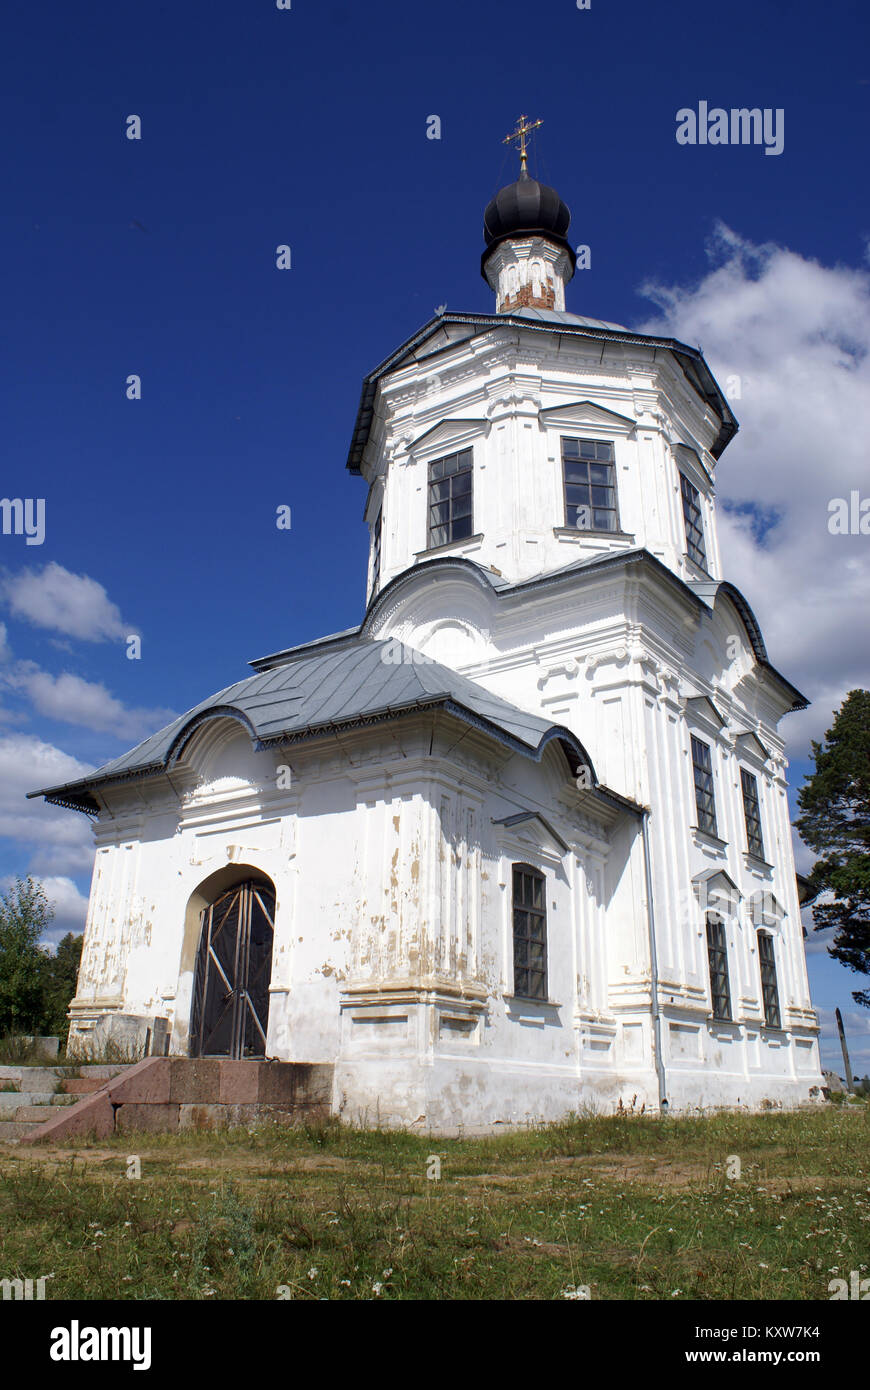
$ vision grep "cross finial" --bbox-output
[503,113,543,175]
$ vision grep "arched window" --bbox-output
[757,929,781,1029]
[512,863,547,1000]
[706,912,731,1021]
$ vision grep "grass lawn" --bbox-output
[1,1106,867,1301]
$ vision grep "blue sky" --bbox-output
[1,0,868,1074]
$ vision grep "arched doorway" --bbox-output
[190,877,275,1058]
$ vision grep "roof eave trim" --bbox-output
[346,311,738,473]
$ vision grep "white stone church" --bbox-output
[32,134,824,1126]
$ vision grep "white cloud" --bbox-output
[0,621,175,741]
[1,562,133,643]
[636,224,870,762]
[9,665,175,741]
[39,875,90,937]
[0,733,95,875]
[0,872,89,940]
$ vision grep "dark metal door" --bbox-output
[190,880,275,1058]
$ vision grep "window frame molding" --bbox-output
[559,434,622,535]
[690,733,719,841]
[679,470,709,573]
[756,927,782,1031]
[364,477,386,598]
[705,911,733,1023]
[404,418,490,557]
[739,765,766,862]
[510,860,549,1004]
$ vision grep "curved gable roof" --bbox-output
[28,637,603,815]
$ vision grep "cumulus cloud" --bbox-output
[0,623,175,741]
[1,562,133,643]
[0,733,95,876]
[38,875,90,937]
[8,665,175,741]
[636,223,870,757]
[0,872,89,941]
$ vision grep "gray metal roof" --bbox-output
[29,637,599,814]
[512,306,627,332]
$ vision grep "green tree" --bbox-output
[0,876,55,1034]
[41,932,83,1042]
[795,689,870,1007]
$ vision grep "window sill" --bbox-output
[744,852,775,872]
[504,995,562,1008]
[691,826,728,851]
[415,533,484,559]
[553,527,636,542]
[684,557,714,580]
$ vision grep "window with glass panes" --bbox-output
[706,914,732,1021]
[757,930,781,1029]
[371,508,382,585]
[740,768,765,859]
[561,437,618,532]
[680,473,707,569]
[691,735,718,837]
[428,449,473,548]
[512,864,547,1001]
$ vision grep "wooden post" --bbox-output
[835,1007,855,1093]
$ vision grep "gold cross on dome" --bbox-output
[503,114,543,173]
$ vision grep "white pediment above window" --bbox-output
[674,442,713,487]
[538,399,637,436]
[693,867,741,920]
[684,694,728,730]
[493,811,569,857]
[749,889,785,928]
[734,730,772,763]
[406,417,490,462]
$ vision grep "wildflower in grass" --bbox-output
[340,1279,351,1287]
[372,1282,384,1296]
[382,1268,392,1279]
[308,1267,319,1281]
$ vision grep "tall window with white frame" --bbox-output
[371,507,382,589]
[691,735,718,837]
[740,768,765,860]
[706,913,732,1021]
[757,929,781,1028]
[512,863,547,1001]
[561,437,618,532]
[680,473,707,570]
[428,448,473,548]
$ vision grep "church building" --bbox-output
[31,123,824,1126]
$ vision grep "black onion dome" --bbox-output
[482,171,575,270]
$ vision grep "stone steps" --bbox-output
[14,1099,80,1121]
[60,1077,105,1096]
[5,1058,334,1144]
[0,1092,61,1110]
[0,1119,46,1141]
[0,1065,136,1144]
